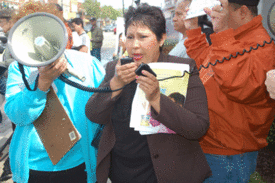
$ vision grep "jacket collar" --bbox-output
[234,15,262,37]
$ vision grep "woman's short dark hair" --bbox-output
[124,3,166,42]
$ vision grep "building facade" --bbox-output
[0,0,80,20]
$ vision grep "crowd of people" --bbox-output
[0,0,275,182]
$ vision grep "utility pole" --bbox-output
[122,0,125,15]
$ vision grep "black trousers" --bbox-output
[26,163,87,183]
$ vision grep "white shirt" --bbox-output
[79,31,91,54]
[72,31,81,48]
[169,37,189,59]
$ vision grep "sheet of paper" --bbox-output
[130,62,190,135]
[185,0,221,19]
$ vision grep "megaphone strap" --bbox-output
[18,63,39,91]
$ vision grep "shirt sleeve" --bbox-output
[85,61,122,125]
[4,62,47,126]
[209,28,274,104]
[81,34,90,48]
[185,28,211,69]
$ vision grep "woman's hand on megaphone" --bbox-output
[38,57,67,91]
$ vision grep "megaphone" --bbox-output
[7,12,85,82]
[267,1,275,39]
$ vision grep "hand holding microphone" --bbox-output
[114,57,138,86]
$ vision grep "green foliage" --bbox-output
[83,0,101,18]
[101,5,122,20]
[83,0,122,20]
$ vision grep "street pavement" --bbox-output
[0,31,116,183]
[101,31,116,66]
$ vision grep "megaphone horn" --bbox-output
[7,12,85,82]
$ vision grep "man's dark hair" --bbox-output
[230,3,258,16]
[124,3,166,42]
[72,18,83,28]
[90,17,96,21]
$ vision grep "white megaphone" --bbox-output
[7,12,86,82]
[266,1,275,39]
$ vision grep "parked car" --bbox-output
[103,25,115,32]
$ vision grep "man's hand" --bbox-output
[265,70,275,100]
[38,57,67,91]
[204,0,229,33]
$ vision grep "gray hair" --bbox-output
[176,0,191,7]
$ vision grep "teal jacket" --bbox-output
[4,49,105,183]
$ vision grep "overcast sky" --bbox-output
[79,0,165,10]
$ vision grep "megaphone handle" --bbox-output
[61,54,86,82]
[65,64,86,82]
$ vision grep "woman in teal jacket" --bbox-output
[4,48,105,183]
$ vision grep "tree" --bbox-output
[100,5,122,20]
[83,0,101,19]
[101,5,112,19]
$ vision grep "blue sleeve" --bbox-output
[4,62,47,126]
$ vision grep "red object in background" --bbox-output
[114,27,116,35]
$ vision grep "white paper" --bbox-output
[185,0,221,19]
[130,62,190,135]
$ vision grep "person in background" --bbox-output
[0,8,14,68]
[4,2,105,183]
[71,18,90,54]
[184,0,275,182]
[170,0,214,58]
[89,17,103,61]
[169,0,191,58]
[112,32,128,60]
[0,8,14,182]
[85,3,211,183]
[0,9,13,37]
[53,3,73,49]
[68,20,82,51]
